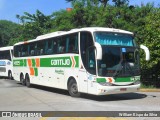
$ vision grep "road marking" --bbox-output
[40,117,129,120]
[58,118,128,120]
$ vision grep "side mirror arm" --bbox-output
[140,45,150,61]
[95,42,102,60]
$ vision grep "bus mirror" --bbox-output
[140,45,150,61]
[95,42,102,60]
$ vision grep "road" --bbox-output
[0,78,159,120]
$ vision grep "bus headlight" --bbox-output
[99,82,112,86]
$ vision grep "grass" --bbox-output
[140,84,156,89]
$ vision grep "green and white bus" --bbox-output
[0,46,13,79]
[13,27,150,97]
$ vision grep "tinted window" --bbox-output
[13,32,79,57]
[0,50,11,60]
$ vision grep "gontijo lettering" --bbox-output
[51,59,70,66]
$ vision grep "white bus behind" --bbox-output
[0,46,13,79]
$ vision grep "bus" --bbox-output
[0,46,13,79]
[13,27,150,97]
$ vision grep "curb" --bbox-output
[139,89,160,92]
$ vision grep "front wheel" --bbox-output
[8,71,12,80]
[68,80,80,97]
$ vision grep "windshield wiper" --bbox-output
[112,59,123,77]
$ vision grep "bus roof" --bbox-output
[0,46,13,51]
[14,27,133,46]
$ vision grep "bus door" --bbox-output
[79,66,88,93]
[79,31,96,93]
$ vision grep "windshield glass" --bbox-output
[97,46,140,77]
[0,50,11,60]
[95,32,135,46]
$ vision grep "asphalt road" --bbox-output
[0,78,159,120]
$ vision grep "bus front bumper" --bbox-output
[97,84,140,95]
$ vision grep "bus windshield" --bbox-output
[94,32,140,77]
[0,50,11,60]
[94,32,135,47]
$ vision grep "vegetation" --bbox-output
[0,0,159,87]
[0,20,21,46]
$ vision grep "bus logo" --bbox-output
[51,59,70,66]
[14,61,20,66]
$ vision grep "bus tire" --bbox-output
[8,71,12,80]
[68,79,80,97]
[25,74,31,88]
[20,74,26,86]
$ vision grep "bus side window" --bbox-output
[14,45,21,57]
[28,42,36,56]
[45,39,53,55]
[52,40,57,54]
[21,44,28,57]
[68,33,78,53]
[37,41,45,55]
[57,37,65,53]
[30,49,34,56]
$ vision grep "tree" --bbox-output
[66,0,109,8]
[112,0,129,7]
[0,20,21,46]
[17,10,53,40]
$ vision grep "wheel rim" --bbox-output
[71,83,78,94]
[26,76,30,85]
[20,75,25,85]
[8,72,12,79]
[20,76,23,82]
[9,73,11,78]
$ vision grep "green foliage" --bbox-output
[140,84,156,89]
[16,10,53,40]
[0,20,21,46]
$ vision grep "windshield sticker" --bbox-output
[122,48,126,52]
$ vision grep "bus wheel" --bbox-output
[68,79,80,97]
[8,71,12,80]
[20,74,25,86]
[25,74,31,88]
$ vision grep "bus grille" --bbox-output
[0,67,6,72]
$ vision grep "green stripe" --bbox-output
[96,78,106,83]
[32,59,36,67]
[34,68,38,76]
[24,59,27,66]
[13,59,24,66]
[74,56,79,68]
[115,76,140,82]
[115,77,131,82]
[96,76,140,83]
[13,56,79,68]
[40,56,79,68]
